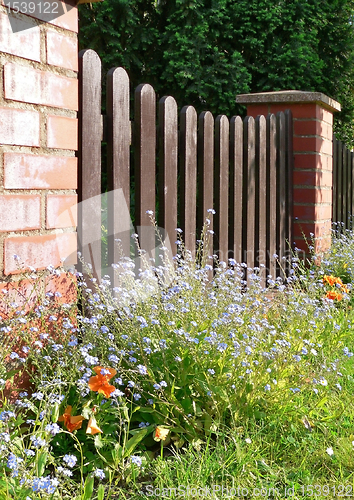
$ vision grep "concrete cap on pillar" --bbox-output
[236,90,341,113]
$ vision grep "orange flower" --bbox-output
[341,284,349,294]
[88,366,117,398]
[153,426,169,442]
[86,416,103,435]
[323,275,343,287]
[58,406,84,432]
[325,290,342,301]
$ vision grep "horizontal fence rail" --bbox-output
[78,49,293,286]
[333,137,354,230]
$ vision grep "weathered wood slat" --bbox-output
[78,49,102,281]
[266,114,277,280]
[276,112,286,276]
[197,111,214,254]
[229,116,243,264]
[215,115,229,263]
[332,138,337,224]
[255,115,266,281]
[342,145,348,229]
[285,109,293,269]
[159,96,178,257]
[134,83,156,256]
[349,149,353,229]
[351,152,354,225]
[346,148,351,229]
[336,140,343,229]
[106,67,131,277]
[243,116,256,273]
[180,105,198,255]
[343,147,349,229]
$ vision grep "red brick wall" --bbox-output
[0,1,78,288]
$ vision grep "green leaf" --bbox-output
[203,412,213,433]
[97,484,105,500]
[83,476,94,500]
[124,428,149,458]
[112,442,124,462]
[5,368,20,380]
[180,398,192,414]
[51,404,60,423]
[37,452,47,476]
[245,383,253,394]
[135,407,155,413]
[129,425,153,436]
[94,434,104,448]
[315,396,328,409]
[170,379,176,397]
[82,401,93,420]
[122,406,129,421]
[10,436,24,455]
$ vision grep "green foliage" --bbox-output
[1,221,354,497]
[79,0,354,146]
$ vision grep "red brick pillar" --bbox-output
[236,91,341,253]
[0,1,78,305]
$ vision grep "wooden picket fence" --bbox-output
[333,137,354,230]
[78,49,293,284]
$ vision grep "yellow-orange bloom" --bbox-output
[153,426,169,442]
[58,406,84,432]
[86,416,103,435]
[325,290,342,301]
[323,275,343,287]
[88,366,117,398]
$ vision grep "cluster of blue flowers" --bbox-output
[25,476,60,494]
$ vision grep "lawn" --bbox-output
[1,222,354,500]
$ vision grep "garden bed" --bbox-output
[1,228,354,499]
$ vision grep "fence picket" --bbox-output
[332,139,354,231]
[332,138,337,225]
[180,105,197,255]
[255,115,266,281]
[197,111,214,254]
[230,116,243,264]
[243,116,256,273]
[352,152,354,225]
[106,67,131,279]
[78,49,102,281]
[285,110,293,268]
[276,112,286,275]
[346,148,351,229]
[215,115,229,263]
[337,140,343,229]
[343,145,348,229]
[266,114,277,280]
[159,96,178,257]
[134,84,156,257]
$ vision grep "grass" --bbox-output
[0,221,354,499]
